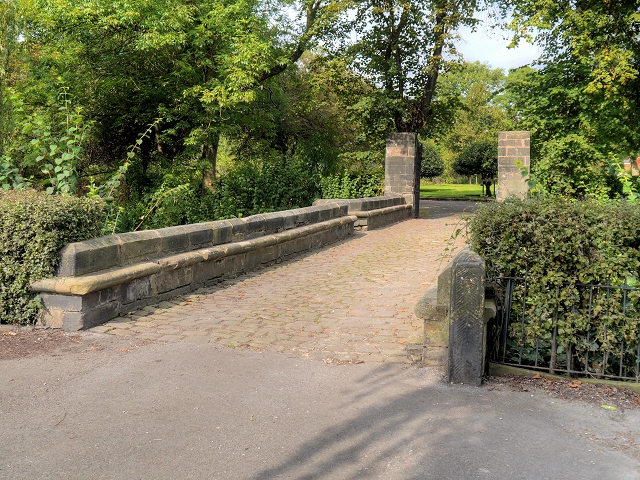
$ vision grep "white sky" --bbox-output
[455,25,541,71]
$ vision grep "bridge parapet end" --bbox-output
[313,195,410,230]
[415,248,494,385]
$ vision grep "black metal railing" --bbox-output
[487,273,640,382]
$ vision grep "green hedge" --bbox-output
[467,197,640,283]
[0,190,106,325]
[467,197,640,376]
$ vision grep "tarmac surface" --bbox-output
[1,200,639,479]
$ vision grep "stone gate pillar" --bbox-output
[496,131,530,201]
[385,133,421,218]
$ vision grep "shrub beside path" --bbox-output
[92,200,472,363]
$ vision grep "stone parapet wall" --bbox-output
[56,204,348,277]
[31,196,410,331]
[313,195,410,230]
[414,248,497,385]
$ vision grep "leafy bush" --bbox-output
[453,141,497,195]
[453,141,497,180]
[534,134,612,199]
[467,197,640,376]
[420,141,445,179]
[319,168,384,199]
[0,190,106,324]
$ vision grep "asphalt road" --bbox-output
[1,337,639,479]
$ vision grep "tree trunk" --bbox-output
[202,134,220,193]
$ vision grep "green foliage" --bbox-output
[534,134,612,199]
[427,62,510,181]
[1,87,93,194]
[420,140,444,179]
[453,141,497,180]
[467,197,640,374]
[334,0,481,133]
[319,168,384,199]
[0,189,106,324]
[504,1,640,197]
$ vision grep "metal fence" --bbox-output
[487,274,640,382]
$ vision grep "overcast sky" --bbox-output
[455,24,541,71]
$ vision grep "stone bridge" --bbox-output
[90,200,471,364]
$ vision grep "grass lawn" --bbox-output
[420,183,489,198]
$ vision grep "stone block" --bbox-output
[40,300,120,331]
[123,277,151,303]
[57,238,120,276]
[505,146,530,158]
[118,230,163,265]
[437,263,452,306]
[39,291,100,312]
[183,223,215,247]
[157,226,191,254]
[211,221,233,245]
[239,215,265,239]
[151,266,194,295]
[226,218,247,241]
[261,211,285,233]
[193,258,227,284]
[423,346,448,366]
[281,210,297,230]
[448,248,485,386]
[318,205,339,222]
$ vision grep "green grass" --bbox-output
[420,183,488,198]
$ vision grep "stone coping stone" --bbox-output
[349,203,410,218]
[32,215,357,296]
[313,194,405,213]
[56,203,348,277]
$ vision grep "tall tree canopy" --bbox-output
[502,0,640,197]
[335,0,482,133]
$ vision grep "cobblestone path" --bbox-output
[92,201,475,363]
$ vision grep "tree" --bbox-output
[334,0,481,134]
[502,0,640,198]
[420,140,445,178]
[426,61,510,180]
[0,0,18,157]
[453,141,497,195]
[8,0,337,191]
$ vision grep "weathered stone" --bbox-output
[118,230,163,265]
[448,248,485,386]
[57,238,120,276]
[496,131,530,201]
[384,133,420,218]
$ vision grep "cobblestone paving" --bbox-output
[92,201,474,363]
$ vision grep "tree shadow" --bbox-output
[419,200,481,220]
[249,363,633,480]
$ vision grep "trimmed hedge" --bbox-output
[467,197,640,376]
[0,190,106,325]
[467,197,640,283]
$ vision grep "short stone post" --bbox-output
[448,248,486,385]
[385,133,421,218]
[496,131,530,201]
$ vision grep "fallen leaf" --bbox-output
[601,404,617,411]
[532,373,541,379]
[568,380,582,388]
[398,339,406,344]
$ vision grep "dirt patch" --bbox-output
[0,329,103,360]
[487,374,640,410]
